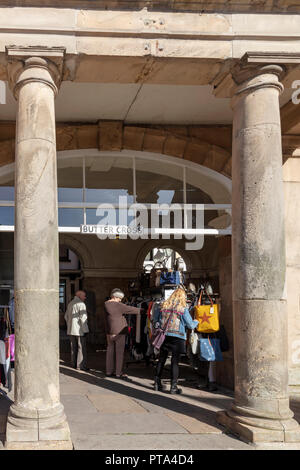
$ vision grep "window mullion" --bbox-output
[83,156,86,225]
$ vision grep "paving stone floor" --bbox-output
[0,351,300,450]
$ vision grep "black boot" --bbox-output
[154,377,165,391]
[208,381,218,392]
[196,377,209,390]
[170,381,182,395]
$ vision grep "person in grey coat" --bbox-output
[64,290,89,371]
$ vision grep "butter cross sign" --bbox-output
[80,225,144,235]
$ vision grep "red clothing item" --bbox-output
[147,301,153,318]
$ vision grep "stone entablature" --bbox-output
[1,8,300,86]
[0,0,299,14]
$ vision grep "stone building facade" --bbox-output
[0,0,300,448]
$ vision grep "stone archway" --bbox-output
[0,122,233,177]
[59,233,95,270]
[1,122,298,175]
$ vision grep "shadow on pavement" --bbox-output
[59,358,230,432]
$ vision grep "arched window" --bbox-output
[0,150,232,235]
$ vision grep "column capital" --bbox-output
[231,62,285,103]
[6,46,65,99]
[213,52,300,99]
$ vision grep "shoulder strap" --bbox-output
[197,289,214,307]
[197,290,203,307]
[205,289,214,307]
[162,310,173,332]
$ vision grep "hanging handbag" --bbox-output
[151,312,172,351]
[159,271,181,286]
[199,336,223,362]
[189,330,198,355]
[193,290,220,333]
[150,262,164,288]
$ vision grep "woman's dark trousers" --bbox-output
[156,349,181,382]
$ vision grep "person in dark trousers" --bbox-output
[153,287,199,394]
[64,290,89,371]
[104,288,141,380]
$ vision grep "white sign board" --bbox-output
[80,225,143,235]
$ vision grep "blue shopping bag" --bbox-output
[159,271,181,285]
[199,337,223,361]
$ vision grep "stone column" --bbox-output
[5,48,72,449]
[217,61,300,445]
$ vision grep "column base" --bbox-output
[5,440,73,450]
[289,386,300,399]
[5,403,72,445]
[217,410,300,444]
[253,442,300,450]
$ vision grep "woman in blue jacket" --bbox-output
[153,287,198,394]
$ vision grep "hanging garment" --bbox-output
[216,325,229,352]
[5,308,15,362]
[150,269,162,288]
[8,298,15,330]
[8,335,14,362]
[0,340,6,365]
[4,337,11,391]
[0,318,7,341]
[0,339,11,391]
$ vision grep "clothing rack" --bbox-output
[124,272,221,369]
[125,292,170,368]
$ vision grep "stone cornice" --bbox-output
[241,52,300,66]
[0,1,300,14]
[6,46,65,61]
[1,11,300,87]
